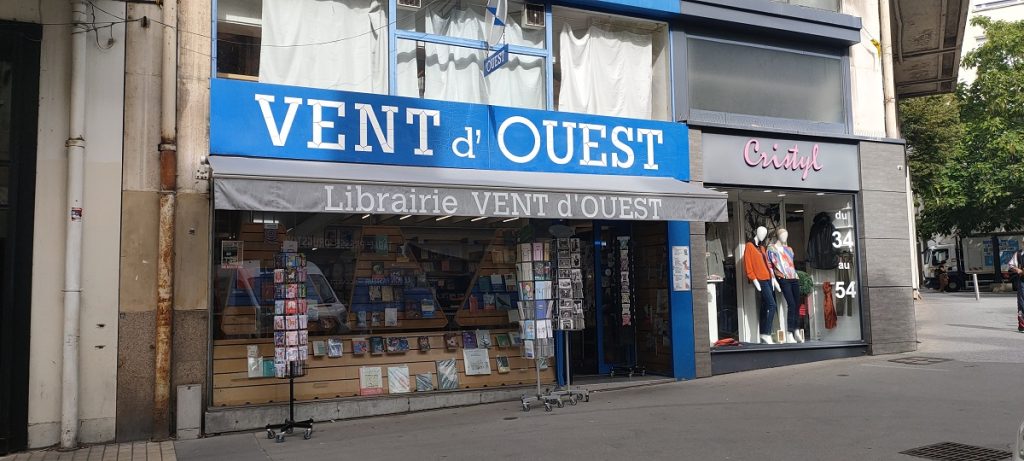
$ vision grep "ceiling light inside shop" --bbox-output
[816,192,825,196]
[399,215,412,220]
[777,193,786,197]
[763,189,772,193]
[794,209,804,213]
[436,215,452,221]
[471,216,488,222]
[361,214,371,219]
[502,217,519,223]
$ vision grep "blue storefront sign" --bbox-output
[210,78,689,180]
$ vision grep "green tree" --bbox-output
[901,17,1024,238]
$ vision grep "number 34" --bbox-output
[832,231,853,248]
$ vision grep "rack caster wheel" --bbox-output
[568,396,577,406]
[303,429,312,440]
[609,370,616,377]
[266,430,275,440]
[522,403,531,412]
[275,434,285,443]
[584,394,590,402]
[641,370,646,376]
[544,403,553,412]
[556,400,564,408]
[285,427,294,434]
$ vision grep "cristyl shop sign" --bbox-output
[702,132,859,191]
[210,79,688,179]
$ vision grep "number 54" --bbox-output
[835,281,857,299]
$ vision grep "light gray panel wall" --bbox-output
[862,287,917,355]
[858,141,916,355]
[859,141,906,193]
[688,128,712,377]
[861,190,911,239]
[689,231,712,378]
[689,128,703,183]
[862,238,915,287]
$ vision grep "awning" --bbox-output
[209,156,728,222]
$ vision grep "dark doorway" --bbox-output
[0,21,40,455]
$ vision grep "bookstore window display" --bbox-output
[211,211,597,406]
[706,189,862,348]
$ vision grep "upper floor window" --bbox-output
[553,8,670,120]
[395,0,546,109]
[686,36,846,125]
[215,0,669,119]
[217,0,389,94]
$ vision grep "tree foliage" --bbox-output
[901,17,1024,239]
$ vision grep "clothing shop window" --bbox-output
[686,37,846,125]
[707,189,862,349]
[215,0,389,93]
[552,8,670,120]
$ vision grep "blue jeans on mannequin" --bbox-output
[757,279,777,335]
[779,278,801,331]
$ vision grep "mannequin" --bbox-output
[768,229,804,344]
[743,226,781,344]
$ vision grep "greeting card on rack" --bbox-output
[519,243,533,262]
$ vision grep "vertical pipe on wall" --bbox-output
[60,0,89,449]
[153,0,178,440]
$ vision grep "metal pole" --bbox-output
[973,273,980,301]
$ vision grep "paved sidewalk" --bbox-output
[1,442,176,461]
[171,292,1024,461]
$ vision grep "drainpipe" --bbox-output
[153,0,178,439]
[60,0,89,449]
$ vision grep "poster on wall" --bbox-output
[671,246,691,292]
[221,241,243,268]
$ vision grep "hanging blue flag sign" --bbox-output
[483,44,509,76]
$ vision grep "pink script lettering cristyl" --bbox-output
[743,139,823,180]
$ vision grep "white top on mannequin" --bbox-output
[751,226,781,293]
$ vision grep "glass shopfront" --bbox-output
[707,189,862,348]
[700,131,864,360]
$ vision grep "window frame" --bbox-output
[676,30,853,135]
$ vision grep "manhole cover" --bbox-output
[889,357,952,366]
[900,442,1011,461]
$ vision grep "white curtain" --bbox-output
[558,22,653,119]
[397,4,544,109]
[260,0,388,93]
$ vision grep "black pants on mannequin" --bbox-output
[778,278,801,331]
